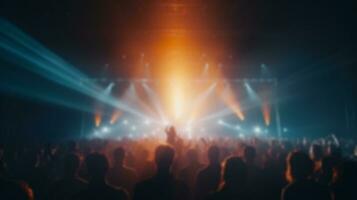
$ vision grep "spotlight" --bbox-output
[123,119,129,125]
[101,126,110,133]
[93,130,100,137]
[283,128,288,133]
[218,119,224,125]
[253,126,261,134]
[131,126,137,131]
[235,125,241,130]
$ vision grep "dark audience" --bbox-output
[207,156,249,200]
[281,151,332,200]
[331,161,357,200]
[133,145,189,200]
[195,145,221,200]
[49,153,87,200]
[75,153,128,200]
[178,148,204,190]
[0,160,34,200]
[0,132,356,200]
[107,147,138,195]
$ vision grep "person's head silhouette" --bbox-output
[286,151,313,182]
[243,145,256,164]
[223,157,247,188]
[64,153,80,178]
[208,145,220,165]
[154,145,175,173]
[85,153,109,182]
[113,147,125,166]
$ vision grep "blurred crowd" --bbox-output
[0,127,357,200]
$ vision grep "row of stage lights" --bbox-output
[92,118,289,139]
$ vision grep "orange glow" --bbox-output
[94,112,102,127]
[217,81,245,121]
[164,74,192,123]
[172,80,185,119]
[111,3,234,127]
[110,110,123,124]
[129,84,158,118]
[153,35,198,123]
[223,91,245,121]
[261,88,271,126]
[187,85,210,123]
[262,102,271,126]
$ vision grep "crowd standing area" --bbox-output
[0,127,356,200]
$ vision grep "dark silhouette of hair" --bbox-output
[85,153,109,181]
[133,145,189,200]
[64,153,80,177]
[286,151,314,182]
[332,160,357,200]
[107,147,138,196]
[223,156,247,187]
[155,145,175,171]
[206,157,250,200]
[208,145,220,164]
[243,145,256,164]
[113,147,125,165]
[195,145,221,200]
[48,153,87,200]
[282,151,332,200]
[78,153,128,200]
[317,156,337,185]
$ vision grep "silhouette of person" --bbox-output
[281,151,331,200]
[207,156,250,200]
[75,153,128,200]
[315,156,337,185]
[107,147,138,195]
[243,145,260,183]
[195,146,221,200]
[16,149,48,200]
[331,161,357,200]
[179,148,204,190]
[243,145,262,200]
[133,145,189,200]
[309,144,324,172]
[0,160,34,200]
[49,153,87,200]
[134,148,155,181]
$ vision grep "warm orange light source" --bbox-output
[262,102,270,126]
[94,112,102,127]
[110,110,123,124]
[218,82,245,121]
[262,98,271,126]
